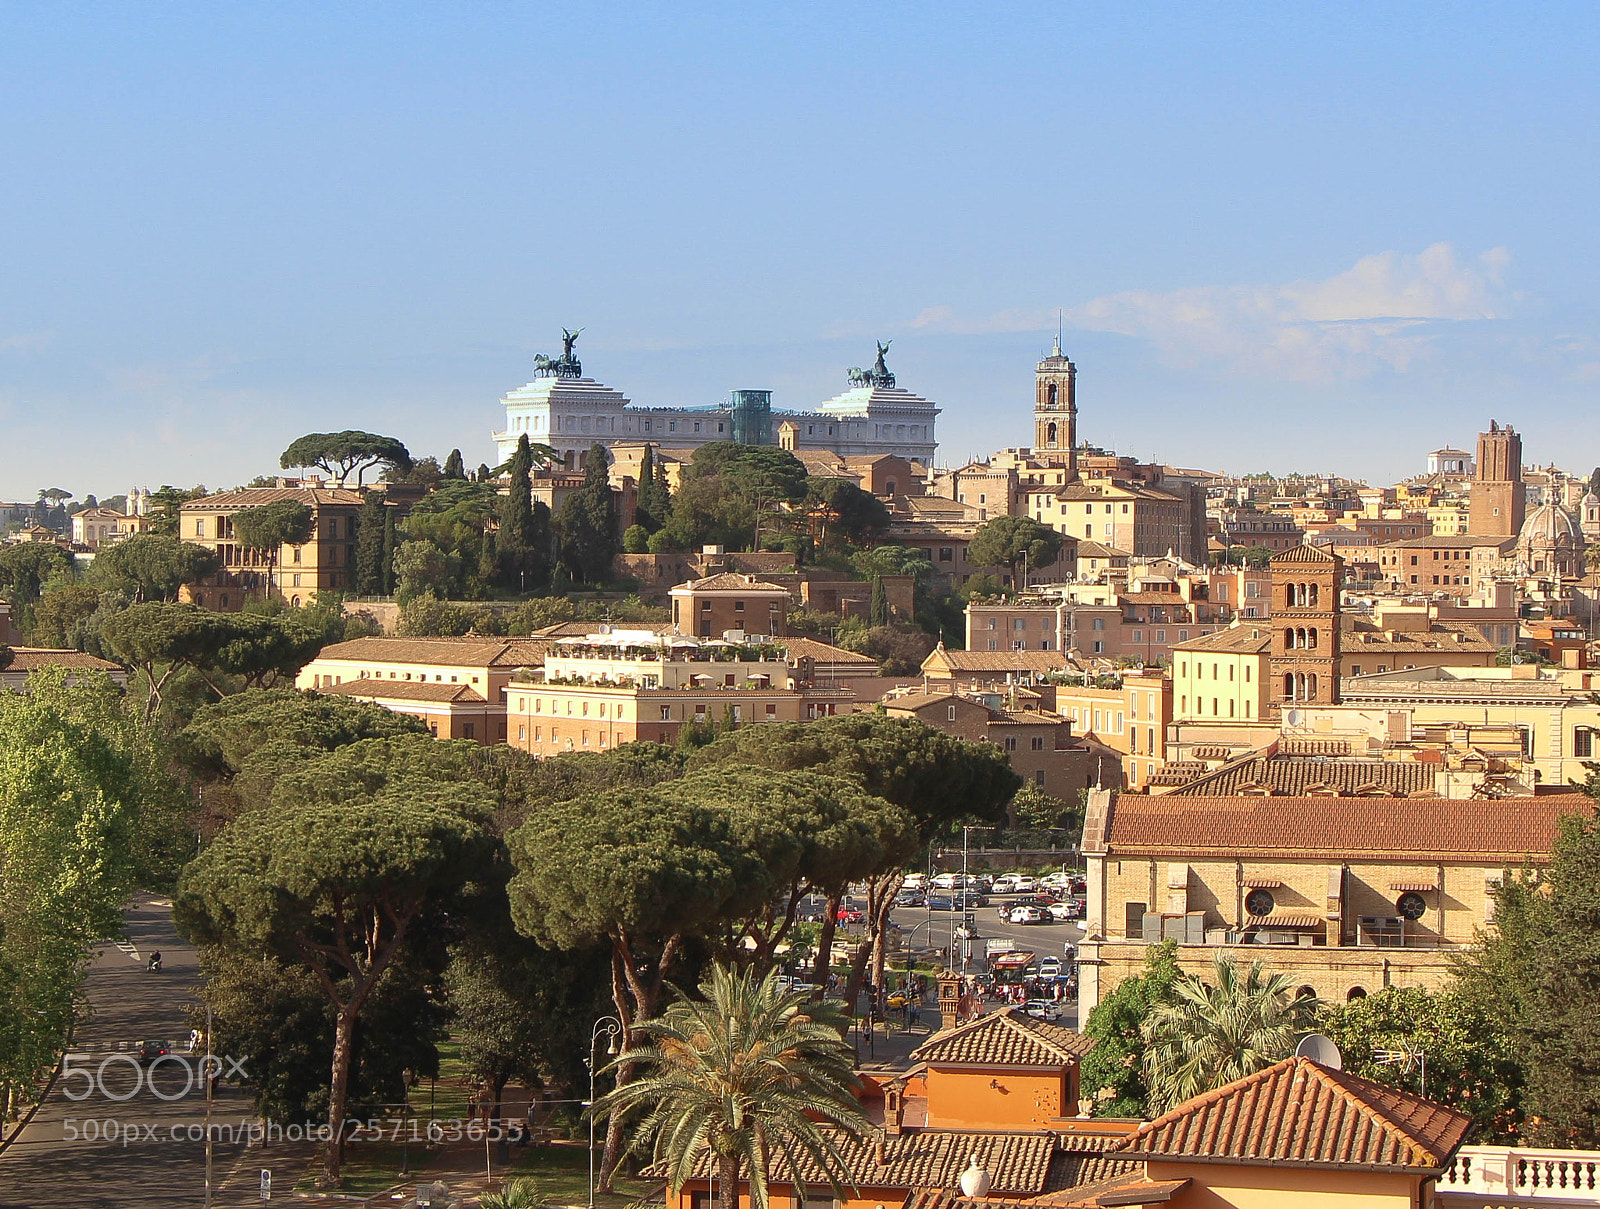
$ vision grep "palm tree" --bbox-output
[1140,952,1319,1114]
[599,962,870,1209]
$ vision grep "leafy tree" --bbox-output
[599,964,868,1209]
[0,542,72,607]
[402,480,500,598]
[688,714,1018,1005]
[476,463,493,484]
[232,499,315,550]
[661,443,809,552]
[28,583,103,648]
[381,506,398,595]
[498,435,552,592]
[101,602,236,714]
[195,947,445,1126]
[396,591,474,637]
[181,688,430,780]
[1079,941,1182,1117]
[967,515,1064,586]
[1589,467,1600,499]
[806,478,890,550]
[144,485,208,536]
[850,543,933,587]
[1140,951,1318,1114]
[176,793,493,1186]
[393,540,460,604]
[1453,803,1600,1145]
[1008,782,1082,832]
[353,492,387,595]
[0,671,186,1120]
[280,431,412,487]
[557,443,619,584]
[442,449,466,480]
[835,623,934,675]
[446,931,610,1121]
[383,455,443,490]
[623,523,650,554]
[1318,986,1522,1140]
[88,533,220,602]
[635,445,671,534]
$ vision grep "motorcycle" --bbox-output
[147,952,162,973]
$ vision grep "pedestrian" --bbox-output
[187,1028,201,1053]
[909,999,921,1028]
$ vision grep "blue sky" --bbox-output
[2,3,1598,499]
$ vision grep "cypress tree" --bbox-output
[354,491,386,595]
[870,575,888,626]
[443,449,466,480]
[557,443,619,585]
[498,435,536,591]
[636,445,671,533]
[381,506,397,595]
[476,463,493,484]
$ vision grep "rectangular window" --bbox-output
[1004,737,1017,751]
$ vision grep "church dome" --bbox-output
[1518,499,1584,548]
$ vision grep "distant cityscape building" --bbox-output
[492,334,939,469]
[1467,420,1526,537]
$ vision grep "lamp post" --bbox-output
[587,1016,622,1209]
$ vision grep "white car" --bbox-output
[1009,905,1047,925]
[1047,899,1084,922]
[902,872,926,887]
[1013,876,1038,894]
[1040,872,1071,890]
[930,872,961,890]
[1038,956,1062,979]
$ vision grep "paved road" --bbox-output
[0,894,267,1209]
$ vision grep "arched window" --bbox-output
[1046,421,1057,445]
[1307,673,1318,698]
[1047,382,1058,406]
[1347,986,1367,1001]
[1308,627,1318,649]
[1284,627,1295,649]
[1309,582,1320,607]
[1283,673,1295,701]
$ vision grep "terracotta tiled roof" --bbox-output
[1103,792,1585,861]
[3,647,123,672]
[779,637,877,665]
[924,649,1068,674]
[321,679,487,704]
[312,636,552,668]
[664,1129,1058,1196]
[675,573,791,593]
[532,622,674,637]
[1269,544,1339,564]
[1172,626,1271,654]
[1040,1134,1142,1193]
[180,487,365,509]
[911,1008,1093,1068]
[1166,755,1436,798]
[1110,1057,1472,1172]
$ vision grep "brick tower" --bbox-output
[1467,420,1526,538]
[1034,337,1077,478]
[1269,545,1342,712]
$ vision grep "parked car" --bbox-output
[990,874,1022,894]
[930,872,962,890]
[927,896,956,912]
[1009,905,1047,925]
[952,891,989,908]
[1012,876,1039,894]
[1047,898,1085,922]
[1022,998,1061,1021]
[896,892,925,909]
[902,872,927,888]
[836,906,865,924]
[1038,956,1062,979]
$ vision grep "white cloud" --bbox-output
[0,331,53,355]
[902,244,1516,382]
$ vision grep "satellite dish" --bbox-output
[1295,1033,1343,1070]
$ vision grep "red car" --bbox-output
[836,906,865,924]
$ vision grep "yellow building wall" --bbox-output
[1171,650,1269,724]
[1149,1159,1425,1208]
[922,1068,1069,1131]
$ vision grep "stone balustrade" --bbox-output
[1440,1145,1600,1204]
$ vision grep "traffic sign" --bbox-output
[260,1169,271,1200]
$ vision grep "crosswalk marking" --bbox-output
[112,940,141,961]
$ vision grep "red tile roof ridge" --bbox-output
[1110,1057,1470,1170]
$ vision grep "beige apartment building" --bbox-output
[504,630,847,755]
[1375,533,1516,598]
[179,486,366,608]
[1045,668,1172,788]
[668,573,790,639]
[296,635,553,742]
[1039,480,1188,559]
[1076,789,1586,1015]
[1171,625,1273,725]
[882,690,1102,798]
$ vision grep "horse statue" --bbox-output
[847,341,895,388]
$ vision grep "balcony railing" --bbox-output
[1441,1145,1600,1203]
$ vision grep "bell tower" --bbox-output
[1035,337,1077,478]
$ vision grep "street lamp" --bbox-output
[587,1016,622,1209]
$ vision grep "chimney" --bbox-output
[885,1088,905,1136]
